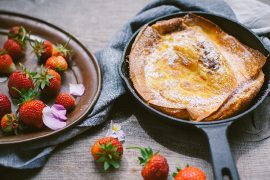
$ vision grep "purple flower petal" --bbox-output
[43,107,67,130]
[69,83,85,97]
[52,104,66,111]
[51,104,67,121]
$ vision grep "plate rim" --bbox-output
[0,11,102,145]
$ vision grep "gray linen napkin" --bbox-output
[225,0,270,142]
[0,0,269,169]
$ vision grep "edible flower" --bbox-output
[69,83,85,97]
[43,104,67,130]
[106,121,125,143]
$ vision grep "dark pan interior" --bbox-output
[120,12,270,126]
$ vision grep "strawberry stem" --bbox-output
[126,146,144,150]
[64,37,71,48]
[21,26,26,42]
[12,87,22,95]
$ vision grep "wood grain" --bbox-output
[0,0,270,180]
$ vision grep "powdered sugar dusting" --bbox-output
[161,90,226,107]
[196,35,220,70]
[144,62,161,78]
[143,28,226,107]
[166,47,179,66]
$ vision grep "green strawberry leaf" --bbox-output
[95,139,123,171]
[7,114,12,121]
[33,66,54,90]
[96,156,106,163]
[55,40,71,58]
[14,88,39,106]
[141,149,147,159]
[8,26,27,47]
[107,142,113,149]
[104,161,110,171]
[108,154,112,160]
[172,166,182,178]
[138,157,145,165]
[110,160,120,169]
[41,81,46,89]
[126,146,156,166]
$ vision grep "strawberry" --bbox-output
[4,26,27,60]
[43,77,61,96]
[34,67,61,96]
[0,49,16,74]
[1,113,19,134]
[128,146,169,180]
[19,100,45,129]
[52,41,71,59]
[8,26,26,40]
[0,94,11,118]
[8,26,21,38]
[16,88,45,129]
[31,40,53,63]
[8,64,35,98]
[55,93,75,111]
[91,137,123,170]
[3,39,24,60]
[47,69,61,81]
[45,56,68,73]
[173,166,206,180]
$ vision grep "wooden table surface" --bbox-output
[1,0,270,179]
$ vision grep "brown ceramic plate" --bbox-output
[0,11,101,145]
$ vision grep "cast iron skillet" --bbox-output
[119,12,270,180]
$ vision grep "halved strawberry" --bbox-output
[45,56,68,73]
[8,64,35,98]
[0,49,16,74]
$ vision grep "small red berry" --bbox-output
[55,93,75,110]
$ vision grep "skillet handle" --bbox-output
[197,122,239,180]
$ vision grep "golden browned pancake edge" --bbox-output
[129,14,267,121]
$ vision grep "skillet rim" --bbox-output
[119,11,270,126]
